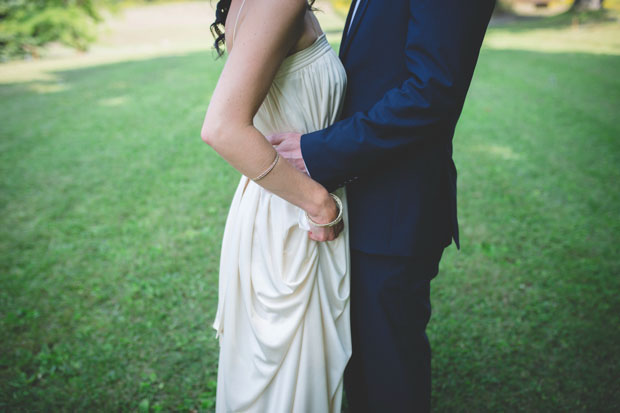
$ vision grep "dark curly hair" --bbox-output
[210,0,316,57]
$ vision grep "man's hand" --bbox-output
[267,132,309,175]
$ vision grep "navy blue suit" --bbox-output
[301,0,495,410]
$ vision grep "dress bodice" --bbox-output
[253,34,347,138]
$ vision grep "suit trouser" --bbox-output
[344,247,445,413]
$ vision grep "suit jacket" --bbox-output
[300,0,496,257]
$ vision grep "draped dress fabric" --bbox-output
[212,34,351,413]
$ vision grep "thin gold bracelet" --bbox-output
[252,152,279,182]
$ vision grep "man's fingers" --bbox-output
[266,132,287,146]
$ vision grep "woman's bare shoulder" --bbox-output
[225,0,311,55]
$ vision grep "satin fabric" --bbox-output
[213,34,352,413]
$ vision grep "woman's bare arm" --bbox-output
[201,0,340,241]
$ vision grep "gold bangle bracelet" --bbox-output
[305,193,343,228]
[252,152,279,182]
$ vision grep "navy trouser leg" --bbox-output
[344,248,444,413]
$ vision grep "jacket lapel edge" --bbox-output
[339,0,370,60]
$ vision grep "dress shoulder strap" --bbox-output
[232,0,248,45]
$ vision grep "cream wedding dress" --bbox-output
[212,32,352,413]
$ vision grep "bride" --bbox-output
[200,0,351,411]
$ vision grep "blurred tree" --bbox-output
[571,0,604,9]
[494,0,515,14]
[329,0,351,18]
[0,0,118,60]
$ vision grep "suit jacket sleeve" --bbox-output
[300,0,495,191]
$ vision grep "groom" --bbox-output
[270,0,496,411]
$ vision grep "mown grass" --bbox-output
[1,15,619,413]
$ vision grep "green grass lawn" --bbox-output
[1,12,619,413]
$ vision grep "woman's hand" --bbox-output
[309,220,345,242]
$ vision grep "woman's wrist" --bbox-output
[306,194,342,228]
[306,188,337,225]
